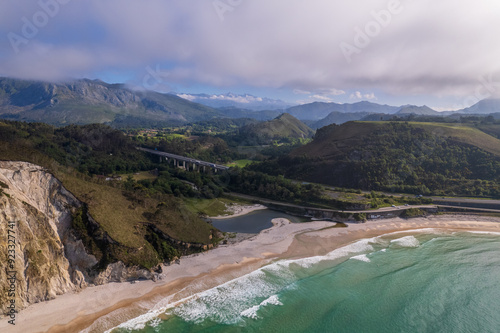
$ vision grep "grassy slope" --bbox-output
[264,113,314,138]
[225,159,254,168]
[0,127,216,268]
[282,121,500,196]
[183,196,253,217]
[476,124,500,139]
[242,113,314,141]
[409,122,500,157]
[295,121,500,159]
[293,121,380,158]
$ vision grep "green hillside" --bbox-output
[0,121,219,270]
[0,78,222,126]
[251,121,500,197]
[237,113,314,145]
[310,111,372,129]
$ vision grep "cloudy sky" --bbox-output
[1,0,500,109]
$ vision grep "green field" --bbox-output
[184,197,253,217]
[128,171,158,181]
[225,159,255,168]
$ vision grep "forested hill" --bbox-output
[0,120,219,271]
[236,113,314,145]
[250,121,500,197]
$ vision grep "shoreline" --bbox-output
[210,203,267,219]
[3,214,500,333]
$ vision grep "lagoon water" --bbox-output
[111,230,500,333]
[210,209,308,233]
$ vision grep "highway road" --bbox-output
[226,192,439,214]
[138,147,230,171]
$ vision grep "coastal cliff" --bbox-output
[0,161,154,315]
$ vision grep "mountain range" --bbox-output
[286,101,400,120]
[0,77,220,126]
[2,77,500,127]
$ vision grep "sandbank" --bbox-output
[211,203,267,219]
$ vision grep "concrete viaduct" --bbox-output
[137,147,230,173]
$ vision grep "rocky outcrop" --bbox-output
[0,161,98,314]
[0,161,157,315]
[93,262,156,285]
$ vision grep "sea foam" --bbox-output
[390,235,420,248]
[241,295,283,319]
[350,254,371,262]
[106,235,413,331]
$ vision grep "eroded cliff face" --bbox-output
[0,161,98,314]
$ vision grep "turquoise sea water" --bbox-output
[111,230,500,333]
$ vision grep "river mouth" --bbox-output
[210,209,310,233]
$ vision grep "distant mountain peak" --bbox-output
[286,100,400,120]
[461,98,500,114]
[238,112,314,144]
[396,105,439,115]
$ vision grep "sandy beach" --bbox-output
[3,214,500,333]
[211,203,267,219]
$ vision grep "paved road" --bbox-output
[138,147,230,171]
[226,192,438,214]
[139,148,500,212]
[297,182,500,211]
[431,197,500,206]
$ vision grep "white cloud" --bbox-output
[323,88,346,96]
[208,94,263,103]
[294,87,346,104]
[1,0,500,102]
[311,95,335,102]
[176,93,197,101]
[177,93,264,104]
[293,89,311,95]
[350,91,377,100]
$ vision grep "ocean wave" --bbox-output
[106,228,500,332]
[390,235,420,248]
[107,237,381,331]
[292,238,376,268]
[240,295,283,319]
[107,231,454,331]
[350,254,371,262]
